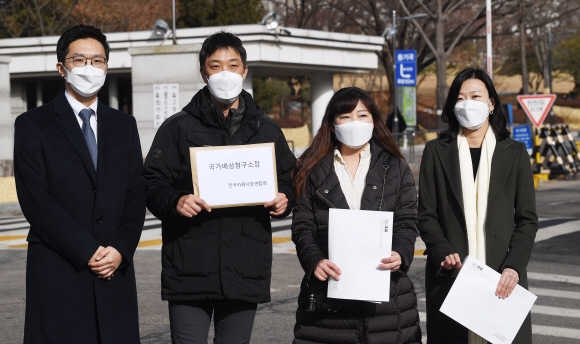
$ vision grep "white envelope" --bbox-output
[327,208,393,303]
[440,255,537,344]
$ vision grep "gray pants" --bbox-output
[168,300,257,344]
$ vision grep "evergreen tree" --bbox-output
[178,0,265,28]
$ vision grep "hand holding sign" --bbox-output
[190,143,278,208]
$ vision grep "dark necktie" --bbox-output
[79,108,98,169]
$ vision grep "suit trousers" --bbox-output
[168,299,257,344]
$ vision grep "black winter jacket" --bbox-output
[143,88,296,303]
[292,140,422,343]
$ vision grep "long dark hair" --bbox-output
[293,87,403,200]
[440,68,510,141]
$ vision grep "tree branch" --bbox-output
[444,4,486,56]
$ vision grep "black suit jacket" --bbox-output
[14,91,145,344]
[418,136,538,344]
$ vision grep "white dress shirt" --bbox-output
[333,144,371,210]
[65,90,98,143]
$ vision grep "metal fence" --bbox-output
[391,129,443,164]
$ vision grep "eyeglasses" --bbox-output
[65,56,107,68]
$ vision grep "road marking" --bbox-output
[530,288,580,300]
[420,311,580,339]
[0,222,30,230]
[0,235,27,242]
[8,243,27,248]
[271,218,292,227]
[137,239,162,247]
[528,272,580,285]
[272,237,292,244]
[413,217,580,256]
[533,305,580,318]
[533,324,580,339]
[535,219,580,242]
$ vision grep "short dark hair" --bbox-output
[441,67,510,141]
[56,25,110,63]
[199,31,247,71]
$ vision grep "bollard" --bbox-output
[552,126,578,174]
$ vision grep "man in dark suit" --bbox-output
[13,25,145,343]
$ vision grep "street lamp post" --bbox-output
[391,10,399,136]
[385,11,427,139]
[172,0,176,45]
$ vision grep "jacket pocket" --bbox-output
[172,232,218,277]
[236,218,271,279]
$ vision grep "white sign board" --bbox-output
[327,209,393,303]
[189,143,278,208]
[153,83,179,128]
[516,94,556,127]
[440,255,537,344]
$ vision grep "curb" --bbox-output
[0,202,21,215]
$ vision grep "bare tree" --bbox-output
[0,0,79,37]
[270,0,494,111]
[495,0,580,93]
[397,0,491,109]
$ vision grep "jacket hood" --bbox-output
[182,86,262,129]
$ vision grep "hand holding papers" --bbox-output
[440,255,537,344]
[327,209,393,303]
[189,143,278,208]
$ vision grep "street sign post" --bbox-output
[516,94,557,127]
[400,86,416,126]
[395,50,417,87]
[512,125,533,155]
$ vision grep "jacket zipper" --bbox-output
[315,190,337,208]
[307,189,337,304]
[379,164,390,211]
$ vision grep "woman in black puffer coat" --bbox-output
[291,87,422,344]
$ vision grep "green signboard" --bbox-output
[400,86,416,127]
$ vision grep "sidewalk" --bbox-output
[0,177,19,215]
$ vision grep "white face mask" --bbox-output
[453,99,492,130]
[206,70,244,104]
[62,64,106,98]
[334,121,374,149]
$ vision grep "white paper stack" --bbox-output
[327,208,393,302]
[440,255,537,344]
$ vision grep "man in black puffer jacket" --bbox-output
[143,32,296,344]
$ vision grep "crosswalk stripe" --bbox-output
[530,288,580,300]
[0,222,30,230]
[532,324,580,339]
[0,219,28,225]
[533,305,580,318]
[0,217,26,223]
[272,218,292,227]
[420,312,580,339]
[534,218,580,242]
[528,272,580,285]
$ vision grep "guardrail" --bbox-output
[391,129,443,163]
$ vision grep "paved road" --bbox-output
[1,178,579,343]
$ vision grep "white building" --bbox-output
[0,24,384,174]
